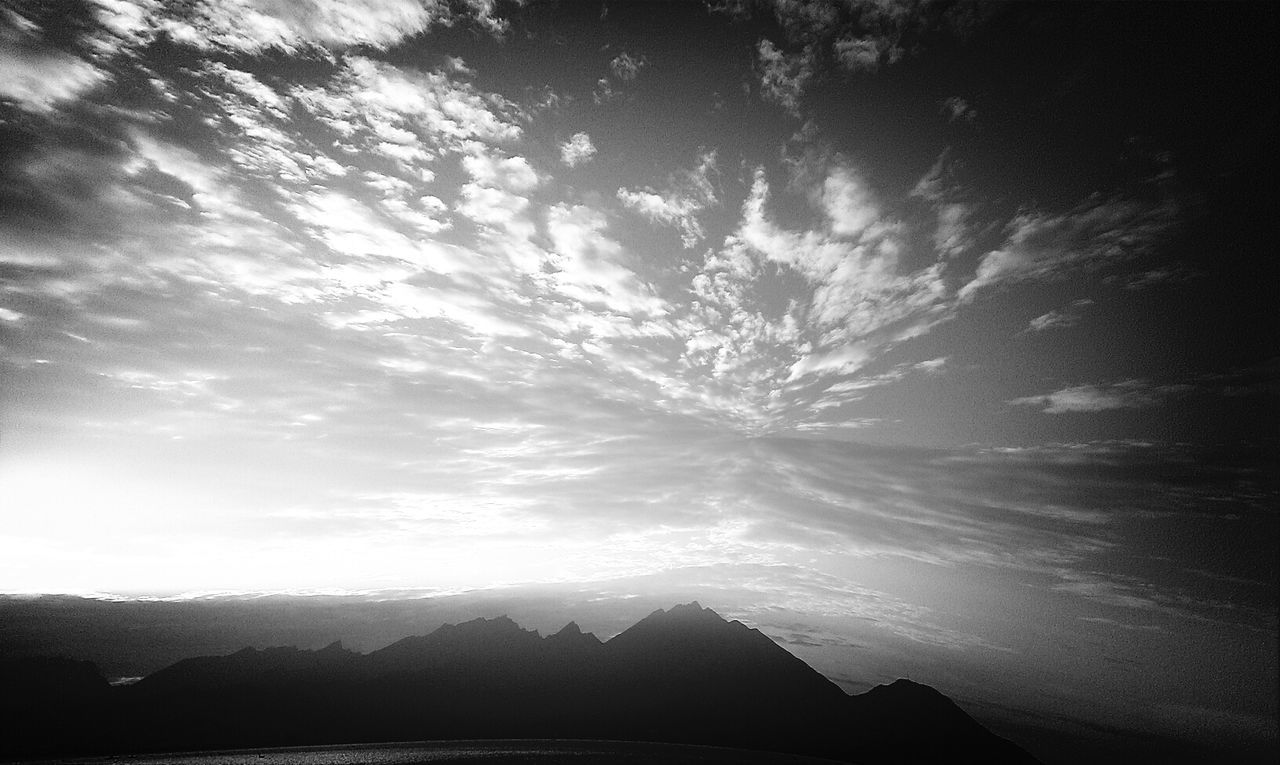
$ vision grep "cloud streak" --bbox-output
[1009,380,1193,414]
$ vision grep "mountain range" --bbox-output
[1,602,1039,763]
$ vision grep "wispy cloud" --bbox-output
[940,95,976,123]
[112,0,472,54]
[1024,298,1093,333]
[616,150,719,249]
[959,195,1179,301]
[757,39,812,117]
[0,32,106,112]
[609,51,647,81]
[1008,380,1193,413]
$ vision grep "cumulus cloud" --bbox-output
[559,132,597,167]
[1009,380,1193,414]
[461,153,540,192]
[757,39,812,117]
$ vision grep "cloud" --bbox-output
[1008,380,1193,414]
[908,150,978,258]
[309,56,523,148]
[545,203,667,318]
[143,0,457,53]
[1024,299,1093,333]
[757,39,812,117]
[808,358,947,417]
[609,52,647,81]
[787,342,871,382]
[559,132,597,167]
[0,47,106,113]
[592,78,617,105]
[909,148,954,203]
[959,195,1179,301]
[940,96,976,123]
[734,167,949,381]
[769,0,983,76]
[766,0,840,41]
[461,153,540,192]
[616,150,719,248]
[820,165,880,239]
[1108,265,1196,291]
[833,34,898,73]
[0,13,107,113]
[592,51,648,104]
[914,356,948,374]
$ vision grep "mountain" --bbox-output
[848,679,1040,763]
[0,655,109,712]
[0,604,1040,764]
[1,656,111,759]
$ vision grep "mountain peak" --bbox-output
[547,620,602,648]
[867,678,951,703]
[640,601,723,624]
[555,621,582,636]
[608,602,785,660]
[440,615,527,635]
[16,607,1043,765]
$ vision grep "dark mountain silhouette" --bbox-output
[0,655,109,711]
[0,603,1040,764]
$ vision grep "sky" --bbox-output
[0,0,1276,761]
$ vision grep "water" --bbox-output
[29,740,843,764]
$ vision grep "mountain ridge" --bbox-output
[1,603,1040,764]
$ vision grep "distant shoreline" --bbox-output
[15,738,848,765]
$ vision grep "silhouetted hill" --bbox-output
[0,655,108,710]
[0,656,111,759]
[0,604,1039,764]
[847,679,1038,763]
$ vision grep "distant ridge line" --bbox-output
[0,602,1041,765]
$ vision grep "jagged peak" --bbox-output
[555,621,582,636]
[640,601,717,620]
[610,603,739,646]
[436,614,521,631]
[319,640,345,653]
[548,621,602,645]
[660,601,725,622]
